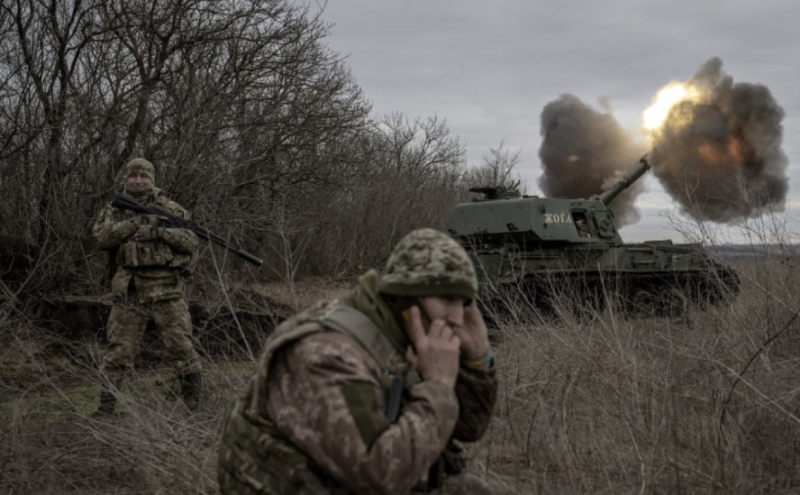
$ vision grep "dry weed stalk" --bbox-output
[4,217,800,493]
[474,236,800,493]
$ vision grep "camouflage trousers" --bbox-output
[102,296,201,378]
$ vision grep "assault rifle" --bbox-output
[112,194,263,267]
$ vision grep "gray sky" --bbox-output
[316,0,800,243]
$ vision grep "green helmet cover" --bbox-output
[125,158,155,182]
[379,228,478,300]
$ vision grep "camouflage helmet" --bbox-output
[125,158,155,182]
[379,228,478,300]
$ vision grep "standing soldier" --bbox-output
[93,158,202,414]
[219,228,498,494]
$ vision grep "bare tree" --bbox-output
[302,113,468,276]
[0,0,378,291]
[0,0,481,301]
[465,140,523,191]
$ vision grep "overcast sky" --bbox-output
[315,0,799,243]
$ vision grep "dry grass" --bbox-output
[475,255,800,494]
[242,276,354,309]
[0,330,253,494]
[3,255,800,494]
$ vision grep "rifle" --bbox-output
[111,194,263,267]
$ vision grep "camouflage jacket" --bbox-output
[93,187,198,303]
[219,272,498,495]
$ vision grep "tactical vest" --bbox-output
[218,302,420,495]
[110,194,195,272]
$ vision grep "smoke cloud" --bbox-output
[538,94,648,227]
[649,57,788,222]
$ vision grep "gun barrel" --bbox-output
[231,248,264,267]
[111,194,263,267]
[594,154,651,205]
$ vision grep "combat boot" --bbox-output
[179,372,202,410]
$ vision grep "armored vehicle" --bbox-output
[443,156,740,316]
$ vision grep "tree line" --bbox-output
[0,0,520,298]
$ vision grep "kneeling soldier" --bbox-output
[219,228,498,494]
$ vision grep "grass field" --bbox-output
[2,256,800,494]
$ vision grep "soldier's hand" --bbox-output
[115,218,138,238]
[134,214,162,227]
[134,224,164,242]
[455,300,491,361]
[406,306,460,388]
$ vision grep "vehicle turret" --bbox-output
[445,157,653,247]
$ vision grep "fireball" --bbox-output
[698,137,746,167]
[643,83,701,132]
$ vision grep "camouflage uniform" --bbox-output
[93,158,201,412]
[219,229,498,494]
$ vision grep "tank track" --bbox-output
[482,262,740,318]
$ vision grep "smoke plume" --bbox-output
[649,57,788,222]
[538,94,648,227]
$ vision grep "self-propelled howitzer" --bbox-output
[443,155,739,315]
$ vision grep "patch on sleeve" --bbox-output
[340,382,390,446]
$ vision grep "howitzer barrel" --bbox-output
[593,154,651,205]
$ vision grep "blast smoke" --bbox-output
[649,57,788,222]
[538,94,648,227]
